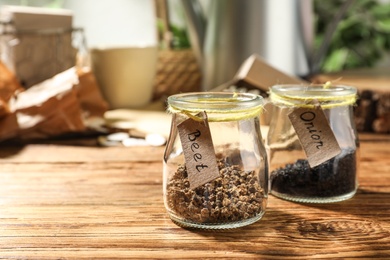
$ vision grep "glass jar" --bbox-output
[267,84,359,203]
[163,92,268,229]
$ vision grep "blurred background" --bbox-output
[0,0,389,139]
[1,0,389,74]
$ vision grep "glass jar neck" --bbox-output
[270,85,357,109]
[167,92,264,122]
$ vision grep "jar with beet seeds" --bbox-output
[163,92,268,229]
[267,84,359,203]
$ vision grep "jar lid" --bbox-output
[270,84,357,108]
[167,92,264,122]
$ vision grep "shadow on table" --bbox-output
[0,133,101,149]
[182,208,307,256]
[183,201,389,257]
[297,187,390,221]
[0,143,24,158]
[0,134,102,158]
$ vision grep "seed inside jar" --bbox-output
[166,158,265,223]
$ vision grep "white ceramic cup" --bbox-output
[90,45,158,109]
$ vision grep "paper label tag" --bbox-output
[177,112,220,189]
[288,106,341,168]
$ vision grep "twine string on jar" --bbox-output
[268,83,357,109]
[167,96,264,122]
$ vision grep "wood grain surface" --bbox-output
[0,133,389,259]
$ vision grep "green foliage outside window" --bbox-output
[314,0,390,73]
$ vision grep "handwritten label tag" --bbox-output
[177,112,220,189]
[288,106,341,168]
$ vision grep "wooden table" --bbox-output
[0,133,389,259]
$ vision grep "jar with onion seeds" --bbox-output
[267,84,359,203]
[163,92,268,229]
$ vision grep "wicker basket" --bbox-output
[152,49,201,101]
